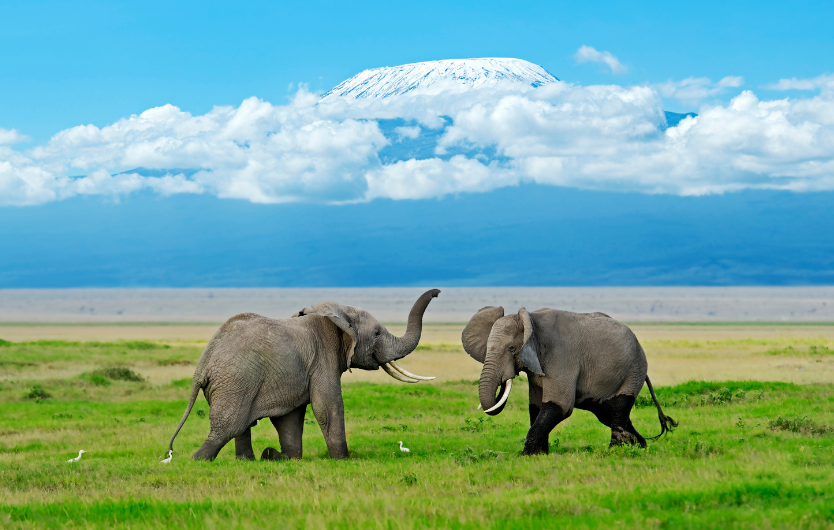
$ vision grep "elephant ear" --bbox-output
[297,303,357,369]
[462,306,504,364]
[518,308,545,376]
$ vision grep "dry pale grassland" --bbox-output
[1,322,833,386]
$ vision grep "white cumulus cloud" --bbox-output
[574,45,628,75]
[765,74,834,91]
[3,74,834,206]
[0,128,29,145]
[655,76,745,105]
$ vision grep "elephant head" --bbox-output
[296,289,440,382]
[462,306,544,415]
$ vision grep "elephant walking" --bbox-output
[168,289,441,461]
[462,306,677,455]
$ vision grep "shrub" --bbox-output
[91,367,144,382]
[769,416,832,436]
[25,384,51,400]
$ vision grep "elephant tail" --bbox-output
[645,375,678,441]
[167,375,204,453]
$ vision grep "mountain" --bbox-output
[3,187,833,287]
[321,58,559,99]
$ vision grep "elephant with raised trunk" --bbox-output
[462,306,677,455]
[168,289,440,461]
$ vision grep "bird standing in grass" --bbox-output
[398,441,410,453]
[67,450,85,463]
[160,450,173,464]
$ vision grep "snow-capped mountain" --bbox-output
[322,58,559,99]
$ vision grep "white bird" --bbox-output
[398,441,410,453]
[66,450,85,463]
[160,450,173,464]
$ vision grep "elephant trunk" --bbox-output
[385,289,440,361]
[479,363,510,416]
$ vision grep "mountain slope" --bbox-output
[322,58,559,99]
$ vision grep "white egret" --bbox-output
[66,450,85,463]
[398,441,410,453]
[160,450,173,464]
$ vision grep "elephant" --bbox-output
[167,289,441,461]
[461,306,677,455]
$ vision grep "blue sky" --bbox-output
[1,1,833,287]
[2,0,832,143]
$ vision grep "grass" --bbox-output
[1,338,834,528]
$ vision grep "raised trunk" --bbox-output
[380,289,440,362]
[479,365,507,416]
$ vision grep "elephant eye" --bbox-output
[374,330,381,337]
[509,346,516,353]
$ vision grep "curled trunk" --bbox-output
[379,289,440,362]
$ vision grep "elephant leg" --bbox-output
[311,394,349,459]
[608,395,646,448]
[528,384,543,427]
[582,398,613,428]
[193,429,235,461]
[523,402,571,456]
[263,405,306,460]
[234,424,257,460]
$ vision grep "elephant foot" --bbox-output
[261,447,289,461]
[522,439,549,456]
[609,425,647,448]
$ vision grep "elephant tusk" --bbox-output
[382,363,419,383]
[483,379,513,414]
[477,403,482,410]
[388,360,435,381]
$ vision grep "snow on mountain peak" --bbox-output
[322,58,559,99]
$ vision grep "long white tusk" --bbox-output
[483,379,513,414]
[477,403,482,410]
[388,360,435,381]
[382,363,419,383]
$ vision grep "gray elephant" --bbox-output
[168,289,440,461]
[462,306,677,455]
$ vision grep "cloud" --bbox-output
[0,128,29,145]
[764,74,834,91]
[574,46,628,75]
[3,75,834,205]
[655,76,745,105]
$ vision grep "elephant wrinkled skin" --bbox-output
[168,289,440,461]
[462,306,677,455]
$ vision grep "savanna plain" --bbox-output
[1,322,833,528]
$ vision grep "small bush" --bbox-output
[196,409,206,418]
[401,473,418,486]
[91,367,144,382]
[0,338,12,346]
[461,417,496,432]
[451,447,501,465]
[769,416,833,436]
[52,412,72,420]
[25,384,51,400]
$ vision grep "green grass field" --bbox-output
[1,337,834,528]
